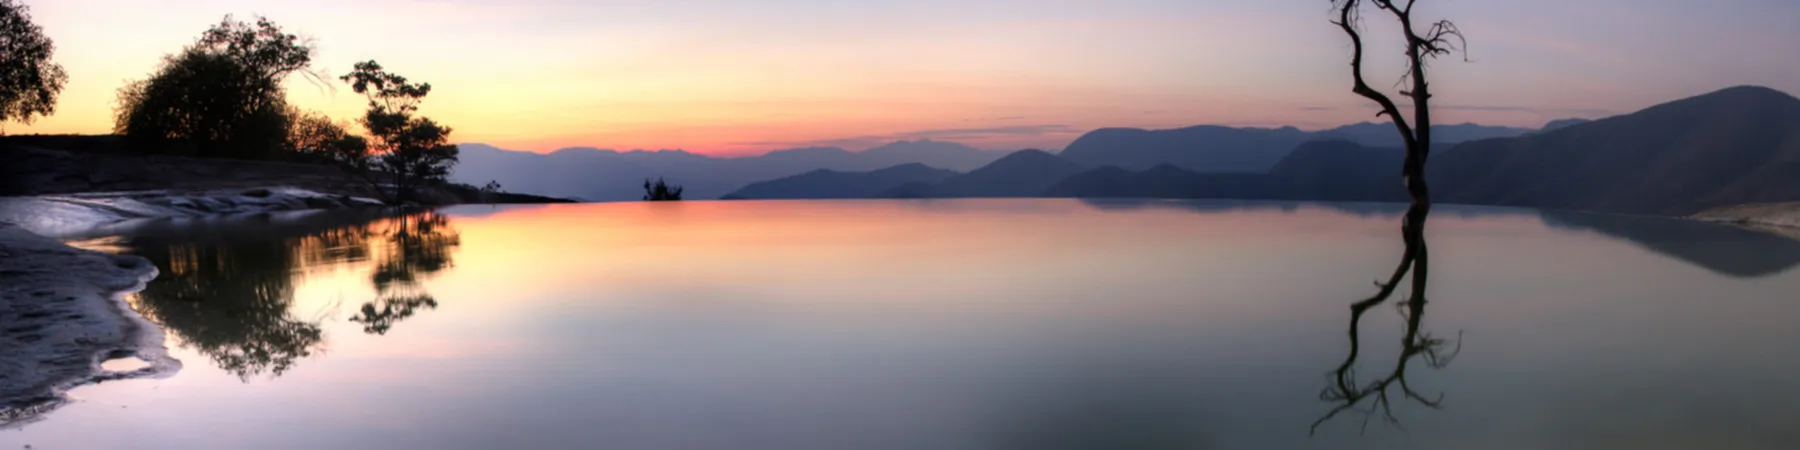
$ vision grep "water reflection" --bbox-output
[1312,202,1460,433]
[1079,199,1800,278]
[104,210,461,378]
[354,213,461,335]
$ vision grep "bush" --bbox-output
[643,178,683,201]
[112,16,315,159]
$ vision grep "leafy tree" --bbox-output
[643,178,683,201]
[287,109,369,165]
[340,61,457,204]
[196,16,317,84]
[0,0,67,128]
[113,16,315,158]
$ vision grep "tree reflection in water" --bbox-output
[352,212,460,335]
[126,210,460,379]
[1312,202,1461,433]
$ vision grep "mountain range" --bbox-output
[726,86,1800,216]
[458,86,1800,216]
[1057,122,1530,173]
[455,120,1539,202]
[721,163,958,200]
[453,140,1006,201]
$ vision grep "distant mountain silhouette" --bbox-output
[883,149,1088,198]
[721,163,958,200]
[1265,140,1407,202]
[452,140,1005,201]
[1429,85,1800,215]
[461,86,1800,214]
[1314,122,1533,149]
[1045,140,1403,202]
[1059,126,1314,173]
[1058,123,1532,173]
[938,86,1800,216]
[1538,118,1592,133]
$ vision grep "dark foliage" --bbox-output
[287,109,369,165]
[340,61,457,204]
[0,0,66,127]
[113,16,315,159]
[643,177,684,201]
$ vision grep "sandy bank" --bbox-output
[0,224,178,427]
[0,186,384,239]
[1691,202,1800,240]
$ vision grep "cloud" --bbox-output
[736,124,1080,150]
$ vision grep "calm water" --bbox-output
[6,199,1800,449]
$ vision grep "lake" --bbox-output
[5,199,1800,449]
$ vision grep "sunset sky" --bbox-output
[12,0,1799,156]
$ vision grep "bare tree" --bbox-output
[1331,0,1465,206]
[1311,0,1468,434]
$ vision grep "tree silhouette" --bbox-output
[1312,0,1467,432]
[287,109,370,165]
[1330,0,1464,207]
[113,16,316,159]
[340,61,458,204]
[0,0,67,128]
[643,178,684,201]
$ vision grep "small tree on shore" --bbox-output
[643,178,683,201]
[340,61,457,204]
[0,0,68,129]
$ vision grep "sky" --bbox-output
[10,0,1800,156]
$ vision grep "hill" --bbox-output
[1059,126,1314,173]
[1057,123,1533,174]
[1265,140,1407,202]
[1050,86,1800,216]
[1430,85,1800,215]
[452,140,1006,201]
[884,149,1089,198]
[1044,140,1402,202]
[722,163,959,200]
[1315,122,1534,149]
